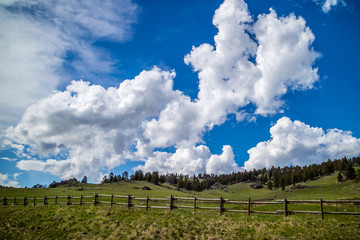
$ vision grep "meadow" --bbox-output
[1,172,359,239]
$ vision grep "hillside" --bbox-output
[1,171,359,200]
[1,172,360,239]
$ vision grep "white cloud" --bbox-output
[206,145,241,174]
[0,173,20,187]
[318,0,346,13]
[253,9,320,115]
[8,67,179,181]
[134,145,240,176]
[244,117,360,170]
[4,0,325,179]
[144,0,319,150]
[137,0,319,174]
[0,157,17,162]
[0,0,138,129]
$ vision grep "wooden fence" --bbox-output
[1,195,359,220]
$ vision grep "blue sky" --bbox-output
[1,0,360,188]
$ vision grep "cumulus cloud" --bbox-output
[4,0,324,180]
[0,173,20,187]
[0,0,138,129]
[138,0,319,173]
[144,0,319,149]
[135,145,241,176]
[8,67,179,181]
[244,117,360,170]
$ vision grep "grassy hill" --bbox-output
[0,172,359,239]
[1,171,359,200]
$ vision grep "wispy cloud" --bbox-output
[312,0,347,13]
[0,0,138,129]
[0,172,20,187]
[0,157,17,162]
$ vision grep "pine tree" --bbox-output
[109,172,115,182]
[151,171,159,185]
[274,177,279,189]
[81,176,87,184]
[280,177,286,191]
[144,172,152,182]
[177,176,184,188]
[345,163,356,180]
[267,180,273,190]
[102,175,109,183]
[337,172,343,183]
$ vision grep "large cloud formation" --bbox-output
[8,67,179,181]
[3,0,359,182]
[245,117,360,170]
[0,0,138,129]
[137,0,319,173]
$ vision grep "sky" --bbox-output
[0,0,359,188]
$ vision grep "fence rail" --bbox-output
[1,194,359,220]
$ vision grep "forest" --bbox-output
[98,156,360,192]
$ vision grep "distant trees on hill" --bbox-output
[99,156,360,192]
[49,178,80,188]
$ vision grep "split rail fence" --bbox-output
[1,195,359,220]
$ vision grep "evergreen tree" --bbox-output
[280,177,286,191]
[177,176,184,188]
[151,171,160,185]
[267,180,273,190]
[274,177,279,189]
[109,172,115,182]
[337,172,343,183]
[291,172,298,186]
[102,175,109,183]
[122,171,129,180]
[159,175,166,184]
[345,163,356,180]
[81,176,87,184]
[144,172,152,182]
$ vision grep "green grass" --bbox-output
[0,172,359,239]
[0,205,359,239]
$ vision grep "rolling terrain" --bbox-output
[0,171,360,239]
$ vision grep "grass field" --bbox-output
[1,172,359,239]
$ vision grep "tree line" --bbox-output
[99,156,360,192]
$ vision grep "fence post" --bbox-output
[220,197,224,216]
[80,195,83,206]
[146,196,149,211]
[127,195,132,209]
[284,199,288,218]
[169,195,174,212]
[248,197,251,216]
[33,197,36,206]
[3,197,7,206]
[193,197,197,214]
[94,194,98,206]
[14,197,16,205]
[44,196,47,205]
[24,197,28,206]
[320,198,324,220]
[110,194,113,207]
[55,196,58,205]
[67,195,72,205]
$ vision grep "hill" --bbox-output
[1,172,360,239]
[1,171,359,200]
